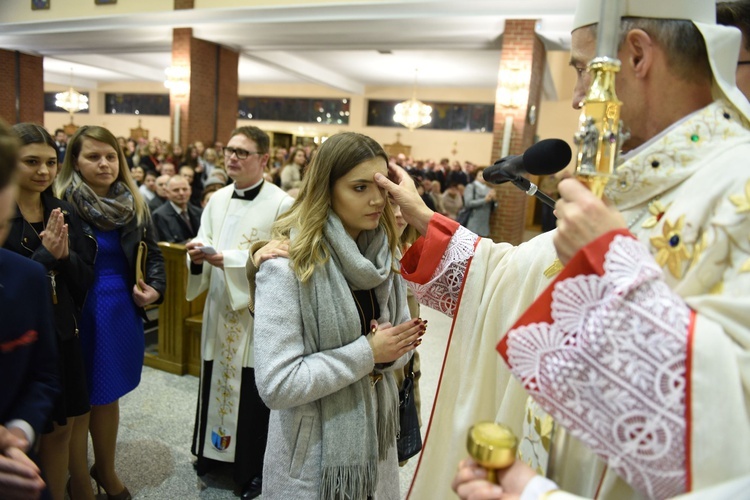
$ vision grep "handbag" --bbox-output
[456,206,472,226]
[397,356,422,461]
[455,182,476,226]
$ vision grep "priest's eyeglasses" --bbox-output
[223,147,259,160]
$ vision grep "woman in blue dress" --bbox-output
[55,126,165,500]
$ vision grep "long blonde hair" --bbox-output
[54,125,149,225]
[273,132,399,282]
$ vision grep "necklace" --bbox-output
[25,218,46,242]
[18,200,45,242]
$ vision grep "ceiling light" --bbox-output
[393,69,432,131]
[55,69,89,119]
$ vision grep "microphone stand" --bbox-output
[510,176,557,209]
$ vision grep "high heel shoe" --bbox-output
[89,465,132,500]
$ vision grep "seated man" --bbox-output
[148,174,170,213]
[151,175,202,243]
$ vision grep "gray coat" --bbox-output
[254,258,409,499]
[464,180,494,237]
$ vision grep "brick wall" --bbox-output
[0,50,44,125]
[215,46,239,146]
[488,20,546,245]
[187,37,218,145]
[170,28,238,148]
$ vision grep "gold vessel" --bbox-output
[466,422,518,483]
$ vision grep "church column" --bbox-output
[169,27,239,149]
[0,50,44,125]
[489,20,546,245]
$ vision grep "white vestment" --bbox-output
[405,101,750,499]
[187,182,293,463]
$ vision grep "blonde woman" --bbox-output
[55,126,165,500]
[253,132,425,498]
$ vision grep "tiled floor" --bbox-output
[105,306,453,499]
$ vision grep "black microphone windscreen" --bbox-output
[522,139,572,175]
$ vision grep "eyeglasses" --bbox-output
[738,61,750,66]
[222,147,260,160]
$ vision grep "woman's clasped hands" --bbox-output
[40,208,69,260]
[367,318,426,364]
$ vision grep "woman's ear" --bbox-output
[622,28,654,79]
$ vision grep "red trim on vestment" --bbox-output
[406,234,481,499]
[496,228,634,363]
[594,464,608,499]
[401,213,459,285]
[684,310,697,492]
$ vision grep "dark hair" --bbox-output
[12,123,58,194]
[12,123,56,151]
[54,128,64,136]
[718,1,750,50]
[622,18,711,83]
[230,126,270,155]
[0,119,19,190]
[587,18,712,84]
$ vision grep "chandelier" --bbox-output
[393,69,432,131]
[55,69,89,123]
[55,89,89,113]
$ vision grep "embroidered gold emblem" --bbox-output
[641,200,670,229]
[543,258,563,278]
[650,216,692,279]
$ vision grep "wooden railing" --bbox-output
[143,242,205,377]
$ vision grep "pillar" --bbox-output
[489,20,546,245]
[169,28,239,149]
[0,50,44,125]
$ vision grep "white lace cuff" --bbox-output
[505,234,690,499]
[409,225,478,316]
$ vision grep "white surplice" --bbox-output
[405,100,750,499]
[187,183,293,463]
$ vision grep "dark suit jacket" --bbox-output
[148,195,167,213]
[0,249,59,439]
[151,202,202,243]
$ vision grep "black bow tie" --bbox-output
[232,181,263,201]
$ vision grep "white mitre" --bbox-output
[573,0,750,121]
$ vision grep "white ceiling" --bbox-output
[0,1,581,95]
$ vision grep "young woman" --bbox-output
[279,147,307,192]
[55,126,166,500]
[253,132,424,499]
[462,166,497,237]
[4,123,95,500]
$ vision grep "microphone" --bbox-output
[484,139,572,184]
[483,139,572,209]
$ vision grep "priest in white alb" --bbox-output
[375,1,750,498]
[186,126,293,499]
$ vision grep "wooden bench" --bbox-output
[143,242,205,377]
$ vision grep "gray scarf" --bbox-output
[297,212,406,499]
[64,172,135,231]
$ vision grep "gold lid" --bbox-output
[466,422,517,470]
